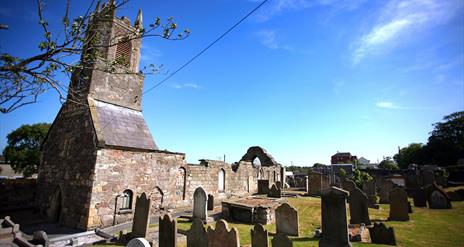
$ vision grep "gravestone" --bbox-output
[207,220,240,247]
[276,181,282,189]
[319,187,351,247]
[341,179,356,193]
[127,238,151,247]
[388,188,409,221]
[275,203,299,236]
[207,194,214,210]
[411,188,427,207]
[362,180,378,206]
[268,184,282,198]
[251,224,268,247]
[32,231,49,247]
[368,222,396,245]
[426,183,452,209]
[348,187,371,225]
[308,172,330,196]
[271,234,293,247]
[131,193,151,238]
[258,180,270,194]
[186,218,208,247]
[193,187,207,221]
[379,180,395,204]
[421,169,435,187]
[159,213,176,247]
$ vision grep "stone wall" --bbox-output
[0,179,36,210]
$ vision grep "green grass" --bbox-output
[95,197,464,247]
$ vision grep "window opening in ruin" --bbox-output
[115,39,132,67]
[252,157,261,167]
[120,189,133,210]
[176,167,187,200]
[218,169,225,192]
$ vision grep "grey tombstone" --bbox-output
[258,180,270,194]
[319,187,351,247]
[388,187,409,221]
[268,184,282,198]
[207,220,240,247]
[379,180,395,204]
[251,224,269,247]
[131,193,151,238]
[272,234,293,247]
[193,187,207,221]
[426,183,452,209]
[159,213,176,247]
[207,194,214,211]
[421,169,435,187]
[368,222,396,245]
[411,188,427,207]
[348,187,371,225]
[32,231,49,247]
[275,203,299,236]
[362,180,378,206]
[186,218,207,247]
[127,238,151,247]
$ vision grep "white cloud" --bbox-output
[255,29,293,51]
[376,101,400,109]
[352,0,463,64]
[170,83,200,90]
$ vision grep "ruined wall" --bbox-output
[37,101,98,229]
[0,179,36,210]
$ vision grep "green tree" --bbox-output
[352,168,373,188]
[426,111,464,166]
[394,143,428,169]
[378,157,399,170]
[339,168,347,178]
[3,123,50,177]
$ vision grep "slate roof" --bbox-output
[92,99,157,150]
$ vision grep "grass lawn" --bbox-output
[177,197,464,247]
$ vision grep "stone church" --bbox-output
[37,2,283,230]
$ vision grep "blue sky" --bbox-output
[1,0,463,165]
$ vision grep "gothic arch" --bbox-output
[153,186,164,210]
[47,186,63,222]
[240,146,279,167]
[176,167,187,200]
[218,169,225,192]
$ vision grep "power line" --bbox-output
[143,0,269,95]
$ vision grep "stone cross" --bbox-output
[275,203,299,236]
[159,213,176,247]
[251,224,268,247]
[193,187,207,221]
[207,220,240,247]
[131,193,151,238]
[388,188,409,221]
[368,222,396,245]
[127,237,151,247]
[268,184,282,198]
[271,234,293,247]
[207,194,214,211]
[348,187,371,225]
[186,218,207,247]
[319,187,351,247]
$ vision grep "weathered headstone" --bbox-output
[276,181,282,189]
[411,188,427,207]
[388,188,409,221]
[268,184,282,198]
[271,234,293,247]
[207,220,240,247]
[193,187,207,221]
[127,238,151,247]
[308,172,330,196]
[207,194,214,211]
[421,169,435,187]
[341,179,356,193]
[426,183,452,209]
[159,213,176,247]
[368,222,396,245]
[275,203,299,236]
[131,193,151,238]
[319,187,351,247]
[362,180,378,206]
[251,224,268,247]
[258,180,270,194]
[186,218,207,247]
[32,231,49,247]
[379,180,395,204]
[348,187,371,225]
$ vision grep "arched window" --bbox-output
[115,39,132,67]
[176,167,187,200]
[218,169,225,192]
[252,157,261,167]
[120,189,133,210]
